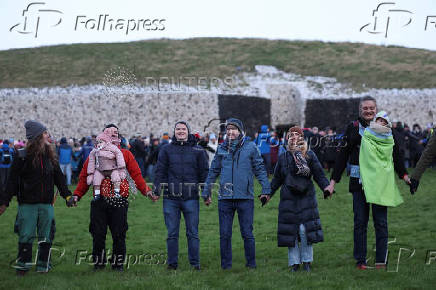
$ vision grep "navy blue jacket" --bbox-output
[154,135,209,200]
[0,144,14,169]
[80,141,94,163]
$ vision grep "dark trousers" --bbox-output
[135,157,146,177]
[352,191,388,265]
[0,167,9,191]
[218,199,256,269]
[89,199,128,269]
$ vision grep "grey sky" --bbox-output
[1,0,435,51]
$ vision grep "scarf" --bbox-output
[289,149,311,177]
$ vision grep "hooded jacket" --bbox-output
[202,136,271,199]
[154,134,209,200]
[58,137,73,165]
[254,125,271,154]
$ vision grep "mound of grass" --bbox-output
[1,38,435,89]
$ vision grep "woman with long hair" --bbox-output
[0,120,76,275]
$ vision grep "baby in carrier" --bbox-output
[87,127,126,199]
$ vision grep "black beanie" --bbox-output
[25,120,47,140]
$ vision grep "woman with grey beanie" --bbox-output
[0,120,76,275]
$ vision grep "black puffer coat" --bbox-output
[270,150,329,247]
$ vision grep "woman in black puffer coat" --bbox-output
[269,126,330,272]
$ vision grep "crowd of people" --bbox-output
[0,96,435,275]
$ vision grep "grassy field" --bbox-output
[0,170,436,290]
[1,38,436,89]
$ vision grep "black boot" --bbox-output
[36,242,52,273]
[290,264,299,272]
[303,262,311,272]
[92,249,107,270]
[16,243,33,272]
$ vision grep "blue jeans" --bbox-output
[353,191,388,265]
[218,199,255,269]
[59,163,72,185]
[163,199,200,268]
[146,164,155,183]
[288,224,313,266]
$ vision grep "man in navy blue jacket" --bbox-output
[153,121,209,270]
[202,118,271,269]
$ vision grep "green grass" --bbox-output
[1,170,436,289]
[1,38,436,89]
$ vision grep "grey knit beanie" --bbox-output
[25,120,47,140]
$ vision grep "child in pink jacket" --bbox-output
[87,127,126,199]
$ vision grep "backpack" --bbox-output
[0,148,12,165]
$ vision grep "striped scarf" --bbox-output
[291,150,311,177]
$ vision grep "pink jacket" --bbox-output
[87,142,126,174]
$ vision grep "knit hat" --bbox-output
[103,127,119,144]
[209,133,217,140]
[287,126,303,138]
[225,118,244,134]
[375,111,392,128]
[174,121,191,134]
[96,131,112,144]
[25,120,47,140]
